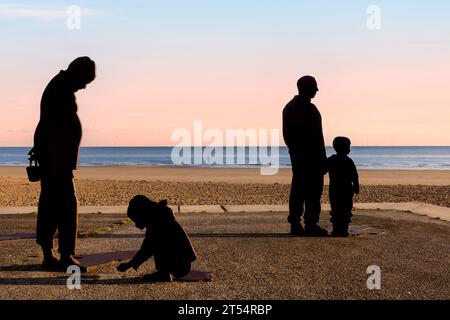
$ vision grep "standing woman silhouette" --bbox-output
[29,57,96,272]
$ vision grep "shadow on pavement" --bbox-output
[0,275,146,286]
[0,264,43,272]
[84,233,295,239]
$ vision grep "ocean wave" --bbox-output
[1,147,450,170]
[351,155,450,159]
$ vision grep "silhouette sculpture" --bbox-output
[282,76,328,236]
[117,195,197,282]
[29,57,96,272]
[327,137,360,237]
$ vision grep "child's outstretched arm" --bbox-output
[117,237,154,272]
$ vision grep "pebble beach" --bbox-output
[0,167,448,208]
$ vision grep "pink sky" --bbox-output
[2,63,448,147]
[1,2,449,146]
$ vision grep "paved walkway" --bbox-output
[0,208,449,300]
[1,202,449,221]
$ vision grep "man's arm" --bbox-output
[308,104,327,172]
[282,108,293,148]
[30,123,42,161]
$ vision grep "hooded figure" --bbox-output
[117,195,197,282]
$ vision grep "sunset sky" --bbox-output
[0,1,449,146]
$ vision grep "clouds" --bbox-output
[0,3,99,20]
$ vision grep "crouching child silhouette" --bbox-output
[117,195,197,282]
[327,137,359,237]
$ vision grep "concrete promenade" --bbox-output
[0,204,449,300]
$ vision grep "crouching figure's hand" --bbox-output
[117,262,132,272]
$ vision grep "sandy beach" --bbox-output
[0,167,448,208]
[0,166,449,185]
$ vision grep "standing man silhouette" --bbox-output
[283,76,328,236]
[29,57,96,271]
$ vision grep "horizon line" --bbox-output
[1,145,450,148]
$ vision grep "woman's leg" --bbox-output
[36,177,59,266]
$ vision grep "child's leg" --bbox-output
[330,198,344,235]
[142,253,172,282]
[332,198,353,237]
[156,253,192,278]
[330,198,349,236]
[342,198,354,232]
[142,253,192,282]
[332,221,349,237]
[171,262,192,279]
[142,272,171,282]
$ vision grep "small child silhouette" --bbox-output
[117,195,197,282]
[327,137,359,237]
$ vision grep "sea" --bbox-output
[0,147,449,170]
